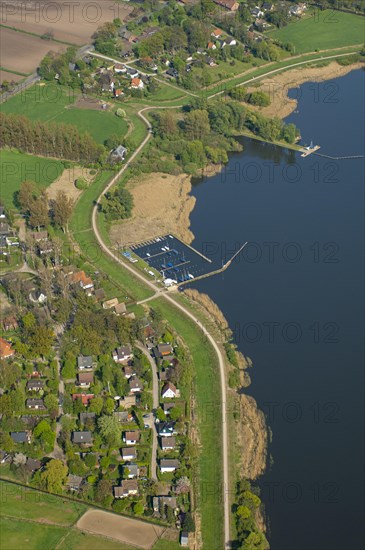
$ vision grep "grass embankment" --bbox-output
[0,149,64,210]
[1,82,128,145]
[150,298,224,550]
[269,10,365,53]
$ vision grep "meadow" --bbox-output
[0,150,64,210]
[269,10,365,53]
[1,83,128,145]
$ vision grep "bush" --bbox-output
[75,177,88,190]
[116,108,126,118]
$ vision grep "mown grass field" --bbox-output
[1,83,128,144]
[0,150,64,210]
[270,10,365,53]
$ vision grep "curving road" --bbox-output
[91,108,231,548]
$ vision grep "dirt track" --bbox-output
[76,509,164,549]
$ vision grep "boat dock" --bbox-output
[300,145,321,157]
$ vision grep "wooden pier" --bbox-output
[300,145,321,157]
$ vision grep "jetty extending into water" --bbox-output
[178,242,248,287]
[300,145,321,157]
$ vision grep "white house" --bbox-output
[161,381,177,399]
[130,77,144,89]
[160,459,180,473]
[124,431,141,446]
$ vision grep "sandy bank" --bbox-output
[248,61,364,119]
[110,172,195,246]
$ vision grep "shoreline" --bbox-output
[246,61,364,119]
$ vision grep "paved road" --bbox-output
[135,342,159,481]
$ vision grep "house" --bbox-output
[0,338,15,359]
[72,431,92,445]
[31,230,48,242]
[129,376,143,393]
[197,47,206,55]
[157,343,173,357]
[25,458,42,473]
[121,446,137,460]
[119,395,136,409]
[120,30,138,43]
[26,398,46,410]
[2,316,18,331]
[213,0,239,11]
[262,2,274,11]
[251,6,264,17]
[99,72,115,92]
[79,412,96,424]
[157,422,176,438]
[10,432,30,444]
[161,382,177,399]
[94,288,106,302]
[166,68,178,78]
[114,411,130,422]
[72,393,94,406]
[123,366,135,379]
[110,145,127,162]
[181,531,189,547]
[114,63,127,73]
[0,223,9,235]
[225,36,237,46]
[113,345,133,363]
[207,42,216,50]
[29,290,47,304]
[289,3,307,16]
[161,436,176,450]
[0,207,6,219]
[103,297,119,309]
[114,479,138,498]
[78,356,93,370]
[206,56,216,67]
[130,77,144,90]
[126,67,139,79]
[153,496,178,514]
[124,431,141,445]
[162,402,176,415]
[66,474,83,491]
[211,28,223,39]
[77,372,94,387]
[123,462,138,478]
[0,450,10,464]
[160,459,180,473]
[70,271,94,292]
[114,302,126,315]
[114,89,124,98]
[26,380,44,392]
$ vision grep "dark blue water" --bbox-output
[188,69,365,550]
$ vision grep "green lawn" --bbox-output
[0,516,67,550]
[0,480,87,525]
[270,10,365,53]
[1,82,128,145]
[0,150,64,210]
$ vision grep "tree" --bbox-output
[182,512,195,532]
[62,352,76,379]
[89,396,103,415]
[156,407,166,421]
[169,406,182,421]
[28,325,55,357]
[18,181,37,214]
[237,505,251,519]
[95,478,112,503]
[175,476,191,494]
[133,502,144,515]
[0,433,14,452]
[52,191,74,232]
[44,393,59,416]
[33,419,52,439]
[39,459,68,493]
[84,453,97,469]
[29,191,49,229]
[97,415,121,446]
[13,453,27,466]
[184,109,210,140]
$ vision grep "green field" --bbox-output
[270,10,365,53]
[0,150,64,210]
[1,83,128,145]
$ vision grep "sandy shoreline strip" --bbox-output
[248,61,364,119]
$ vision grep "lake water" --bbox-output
[188,69,365,550]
